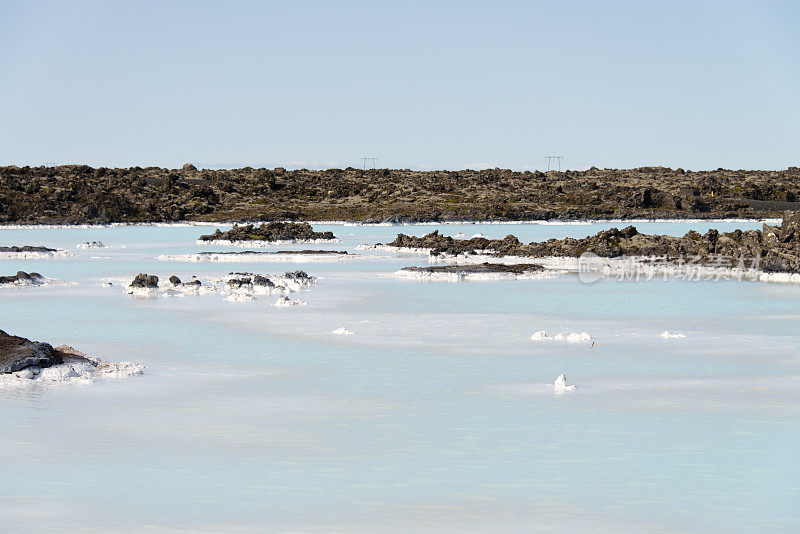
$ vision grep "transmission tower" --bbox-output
[361,157,380,170]
[546,155,563,172]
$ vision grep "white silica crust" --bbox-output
[156,252,356,263]
[125,272,317,301]
[660,331,687,339]
[386,252,800,286]
[553,374,576,392]
[196,238,341,247]
[0,279,68,288]
[331,327,355,336]
[0,346,145,388]
[356,244,432,254]
[275,296,307,307]
[530,330,593,343]
[0,249,72,260]
[77,241,106,249]
[390,270,559,283]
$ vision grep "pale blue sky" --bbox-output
[1,1,798,171]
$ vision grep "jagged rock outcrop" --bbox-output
[384,212,800,273]
[198,222,336,242]
[0,271,46,285]
[2,164,800,224]
[129,273,159,288]
[401,263,545,275]
[0,245,58,253]
[0,330,62,373]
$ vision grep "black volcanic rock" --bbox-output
[3,164,799,224]
[0,245,58,253]
[198,222,336,243]
[0,330,62,373]
[401,263,545,275]
[130,273,159,288]
[384,212,800,273]
[0,271,46,285]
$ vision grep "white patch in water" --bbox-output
[660,330,687,339]
[553,374,576,392]
[331,327,355,336]
[530,330,592,343]
[275,296,307,307]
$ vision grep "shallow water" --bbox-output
[1,220,798,532]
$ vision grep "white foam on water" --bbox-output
[331,327,355,336]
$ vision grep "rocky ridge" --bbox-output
[384,212,800,273]
[198,222,336,243]
[3,164,800,224]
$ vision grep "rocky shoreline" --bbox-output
[382,212,800,275]
[2,164,800,224]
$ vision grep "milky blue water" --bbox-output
[1,221,798,533]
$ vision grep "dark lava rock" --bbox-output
[3,164,800,224]
[130,273,159,288]
[383,212,800,273]
[401,263,545,274]
[196,250,347,256]
[0,271,45,285]
[0,330,62,373]
[284,270,313,283]
[168,275,182,285]
[198,222,336,243]
[252,274,275,288]
[0,245,58,253]
[227,276,252,287]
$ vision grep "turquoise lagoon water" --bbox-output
[1,220,798,533]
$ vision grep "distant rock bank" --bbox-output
[2,164,800,224]
[198,222,336,243]
[383,212,800,274]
